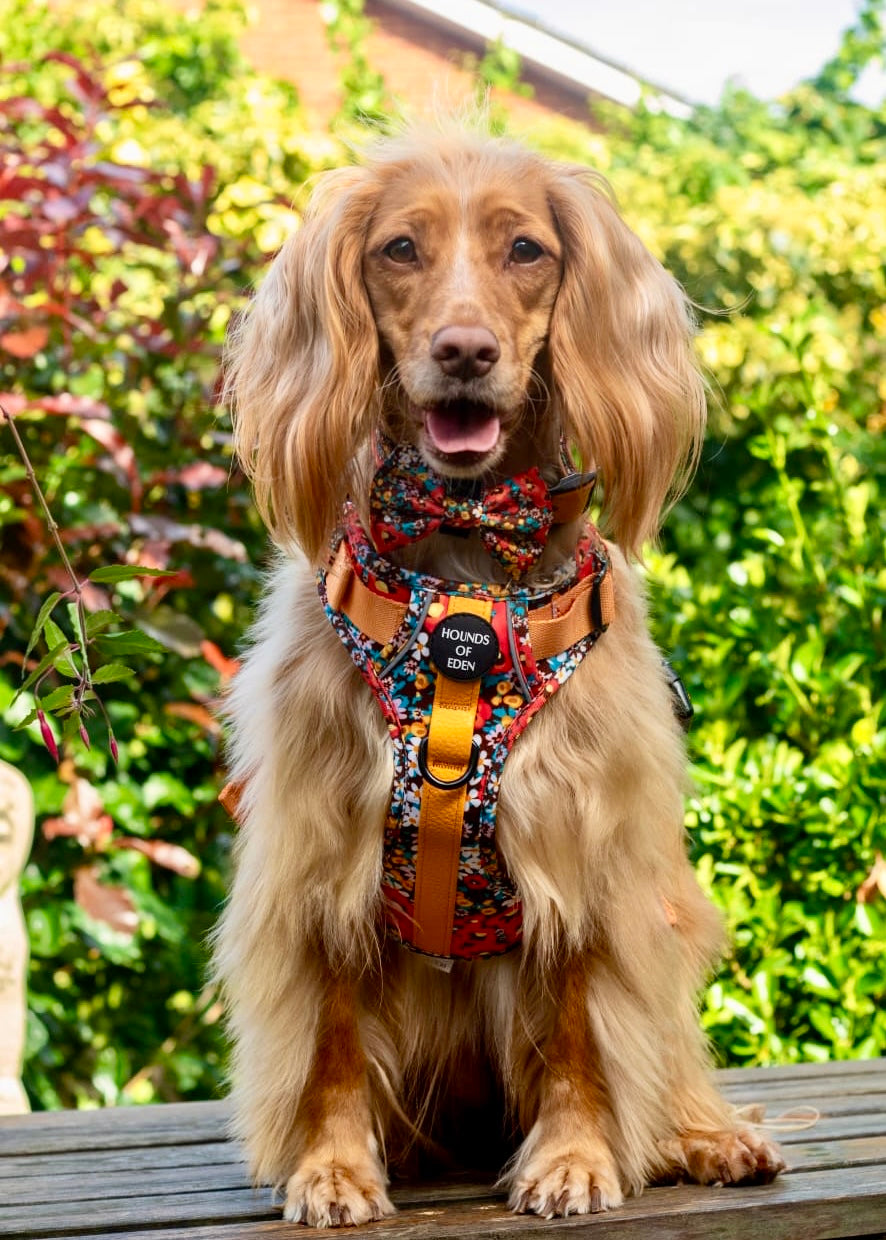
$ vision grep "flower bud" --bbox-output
[38,710,59,762]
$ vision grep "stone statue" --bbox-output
[0,760,34,1115]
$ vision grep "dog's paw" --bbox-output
[508,1148,623,1218]
[658,1126,786,1187]
[284,1155,395,1228]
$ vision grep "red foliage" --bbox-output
[0,55,240,422]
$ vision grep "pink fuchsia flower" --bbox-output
[37,710,59,762]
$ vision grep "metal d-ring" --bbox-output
[417,737,480,790]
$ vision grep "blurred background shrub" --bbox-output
[0,0,883,1108]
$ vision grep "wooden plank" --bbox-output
[0,1099,222,1133]
[723,1083,886,1112]
[723,1077,886,1103]
[23,1164,886,1240]
[0,1140,244,1181]
[729,1094,886,1118]
[783,1134,886,1172]
[1,1161,252,1207]
[1,1088,878,1154]
[0,1187,277,1237]
[0,1176,499,1226]
[4,1106,881,1161]
[7,1132,886,1210]
[714,1059,886,1086]
[0,1102,227,1156]
[2,1061,881,1153]
[2,1062,884,1239]
[775,1112,886,1145]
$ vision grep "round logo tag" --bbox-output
[430,613,500,682]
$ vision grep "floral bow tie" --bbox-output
[369,442,555,578]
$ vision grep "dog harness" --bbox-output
[318,442,615,961]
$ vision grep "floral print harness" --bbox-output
[318,450,613,961]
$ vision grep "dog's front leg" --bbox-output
[507,955,623,1217]
[284,968,394,1227]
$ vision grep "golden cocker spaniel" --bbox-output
[214,127,784,1228]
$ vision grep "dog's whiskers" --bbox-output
[376,365,405,400]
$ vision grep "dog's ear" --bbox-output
[545,166,706,556]
[225,166,381,564]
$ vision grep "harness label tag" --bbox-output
[425,955,455,973]
[429,613,499,681]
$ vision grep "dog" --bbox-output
[214,126,785,1227]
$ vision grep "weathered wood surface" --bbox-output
[2,1060,885,1239]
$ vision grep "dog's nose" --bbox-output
[430,326,500,379]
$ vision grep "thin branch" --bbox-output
[2,400,97,698]
[1,401,85,598]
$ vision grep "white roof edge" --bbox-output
[379,0,696,117]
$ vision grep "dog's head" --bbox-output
[226,129,705,564]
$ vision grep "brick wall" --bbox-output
[239,0,342,120]
[238,0,598,128]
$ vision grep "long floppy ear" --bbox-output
[224,166,381,564]
[546,166,706,557]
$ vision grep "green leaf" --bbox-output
[14,639,74,700]
[43,618,79,677]
[27,906,64,957]
[89,565,174,583]
[854,904,875,938]
[85,610,121,637]
[43,617,66,647]
[37,685,76,713]
[90,663,137,685]
[132,606,204,658]
[94,629,166,656]
[802,966,839,996]
[66,601,87,653]
[142,771,196,812]
[61,711,83,746]
[22,592,62,668]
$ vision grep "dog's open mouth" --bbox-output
[421,401,501,459]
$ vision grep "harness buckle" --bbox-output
[547,468,597,499]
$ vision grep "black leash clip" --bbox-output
[662,659,694,730]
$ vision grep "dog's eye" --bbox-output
[383,237,417,264]
[510,238,544,264]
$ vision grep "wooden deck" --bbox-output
[2,1059,885,1239]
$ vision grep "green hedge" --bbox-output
[1,0,883,1108]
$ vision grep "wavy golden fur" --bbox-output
[215,128,783,1227]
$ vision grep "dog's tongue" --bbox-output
[425,404,500,455]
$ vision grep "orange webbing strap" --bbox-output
[550,478,595,525]
[326,542,407,644]
[527,559,615,660]
[411,597,493,956]
[326,540,615,660]
[218,781,243,821]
